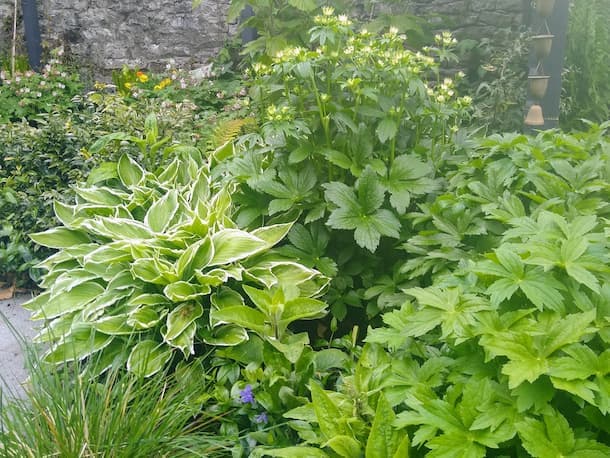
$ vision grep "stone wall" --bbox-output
[0,0,525,72]
[1,0,231,71]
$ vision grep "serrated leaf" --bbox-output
[358,167,386,213]
[377,117,398,143]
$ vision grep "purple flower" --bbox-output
[239,384,255,405]
[255,412,268,424]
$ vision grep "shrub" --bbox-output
[0,47,82,123]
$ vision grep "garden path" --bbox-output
[0,294,36,397]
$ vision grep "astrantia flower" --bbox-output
[239,385,255,405]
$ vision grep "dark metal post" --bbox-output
[21,0,42,72]
[240,5,257,45]
[525,0,570,130]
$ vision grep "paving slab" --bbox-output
[0,294,37,397]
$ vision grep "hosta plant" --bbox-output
[24,146,328,377]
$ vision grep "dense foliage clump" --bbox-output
[1,4,609,457]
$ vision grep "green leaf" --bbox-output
[377,117,398,143]
[201,325,249,346]
[251,222,293,247]
[30,227,90,248]
[43,328,113,364]
[31,281,105,320]
[324,435,362,457]
[163,281,211,302]
[87,162,119,185]
[256,447,329,458]
[323,182,360,211]
[175,237,214,280]
[210,305,267,335]
[310,382,345,439]
[144,189,179,233]
[287,0,317,11]
[162,302,204,342]
[358,167,386,214]
[127,340,173,377]
[165,321,197,356]
[209,229,268,265]
[366,394,405,458]
[117,154,145,187]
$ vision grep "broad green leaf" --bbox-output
[162,302,204,341]
[87,162,119,185]
[127,340,173,377]
[92,315,139,335]
[53,201,78,227]
[74,186,128,206]
[145,189,179,233]
[30,227,90,248]
[209,229,268,265]
[366,394,404,458]
[210,305,267,335]
[281,297,327,324]
[164,321,197,356]
[163,281,211,302]
[516,411,574,458]
[128,305,167,330]
[550,377,598,405]
[84,217,153,240]
[314,349,349,372]
[31,281,105,320]
[251,222,293,247]
[256,447,329,458]
[118,154,145,187]
[43,328,113,364]
[287,0,317,11]
[310,382,345,439]
[323,182,360,211]
[131,258,169,285]
[565,262,600,293]
[324,435,362,457]
[201,325,249,346]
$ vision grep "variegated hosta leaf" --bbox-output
[127,340,173,377]
[27,151,328,376]
[43,326,114,364]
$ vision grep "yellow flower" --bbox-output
[136,71,149,83]
[124,82,133,89]
[154,78,172,90]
